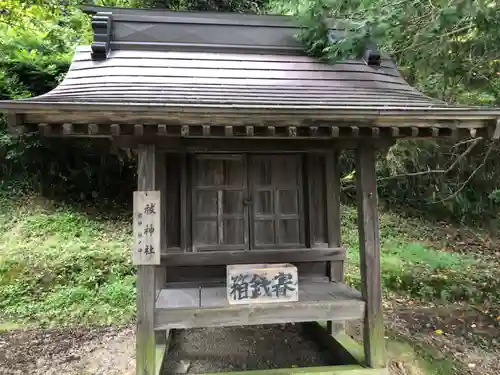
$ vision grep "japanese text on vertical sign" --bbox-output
[132,191,161,265]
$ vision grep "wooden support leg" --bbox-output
[326,151,343,335]
[355,143,385,368]
[154,151,168,373]
[136,144,168,375]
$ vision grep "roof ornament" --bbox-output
[363,42,381,67]
[91,12,113,60]
[327,28,381,67]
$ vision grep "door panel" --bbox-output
[250,154,304,249]
[192,154,248,251]
[191,153,305,251]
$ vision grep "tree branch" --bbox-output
[433,139,497,204]
[341,137,483,190]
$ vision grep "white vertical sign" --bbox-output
[133,191,161,265]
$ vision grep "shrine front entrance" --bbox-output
[191,153,304,251]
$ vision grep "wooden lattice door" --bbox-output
[250,154,304,249]
[191,153,304,251]
[192,154,249,251]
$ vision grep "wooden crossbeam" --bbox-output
[29,122,487,140]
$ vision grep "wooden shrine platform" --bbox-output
[155,280,364,330]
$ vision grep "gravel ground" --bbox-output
[163,324,336,374]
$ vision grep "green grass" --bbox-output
[0,196,134,327]
[0,196,499,328]
[341,206,500,304]
[385,332,460,375]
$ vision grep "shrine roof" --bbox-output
[1,6,499,139]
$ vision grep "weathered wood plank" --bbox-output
[166,262,331,284]
[325,152,341,251]
[199,365,388,375]
[107,136,396,152]
[62,123,74,135]
[154,281,364,329]
[154,343,166,375]
[355,143,385,368]
[154,329,171,375]
[179,153,188,251]
[326,151,344,335]
[154,151,167,295]
[226,263,299,305]
[303,322,364,365]
[111,123,120,136]
[156,288,199,309]
[132,191,161,265]
[161,247,345,266]
[136,143,158,375]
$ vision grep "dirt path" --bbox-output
[0,305,498,375]
[0,306,500,375]
[0,325,135,375]
[387,304,500,375]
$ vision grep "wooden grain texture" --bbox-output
[191,154,248,251]
[136,144,159,375]
[250,154,305,248]
[325,152,341,250]
[161,248,345,266]
[107,138,395,153]
[307,153,328,247]
[226,263,299,305]
[132,191,161,265]
[301,322,362,365]
[355,143,385,368]
[198,365,388,375]
[165,154,181,249]
[5,47,491,128]
[154,281,364,329]
[325,151,344,335]
[154,152,167,296]
[22,110,492,139]
[166,262,331,284]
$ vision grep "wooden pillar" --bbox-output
[326,151,343,335]
[155,151,167,296]
[355,143,385,368]
[136,144,167,375]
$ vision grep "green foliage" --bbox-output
[0,2,136,204]
[0,0,499,222]
[1,200,498,327]
[270,0,500,107]
[88,0,267,12]
[375,140,500,223]
[0,198,135,326]
[341,205,500,305]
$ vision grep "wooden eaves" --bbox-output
[1,8,500,141]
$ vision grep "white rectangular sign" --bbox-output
[226,263,298,305]
[132,191,161,265]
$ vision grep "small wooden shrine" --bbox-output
[2,6,499,375]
